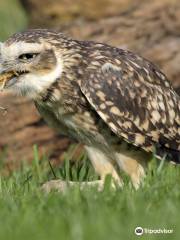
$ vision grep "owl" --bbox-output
[0,29,179,191]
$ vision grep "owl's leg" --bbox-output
[85,146,124,188]
[115,149,150,189]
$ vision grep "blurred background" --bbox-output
[0,0,180,172]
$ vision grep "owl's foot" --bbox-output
[41,179,105,193]
[115,151,150,189]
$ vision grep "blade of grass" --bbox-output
[33,145,42,182]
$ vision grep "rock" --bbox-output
[21,0,137,26]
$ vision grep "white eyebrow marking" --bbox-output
[1,42,42,61]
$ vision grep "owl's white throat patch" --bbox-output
[10,60,63,100]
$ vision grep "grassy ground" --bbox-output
[0,145,179,240]
[0,0,27,40]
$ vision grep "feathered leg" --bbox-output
[115,149,150,189]
[85,146,123,188]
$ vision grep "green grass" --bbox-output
[0,0,27,40]
[0,145,180,240]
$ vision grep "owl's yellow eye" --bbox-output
[19,53,39,60]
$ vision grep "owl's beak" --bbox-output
[0,41,17,90]
[0,71,17,91]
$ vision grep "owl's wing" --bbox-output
[79,61,180,160]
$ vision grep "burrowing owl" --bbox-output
[0,29,179,191]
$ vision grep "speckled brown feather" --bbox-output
[77,43,180,161]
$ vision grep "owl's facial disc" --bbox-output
[0,41,63,99]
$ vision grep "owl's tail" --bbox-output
[156,146,180,164]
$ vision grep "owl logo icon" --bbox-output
[135,227,144,236]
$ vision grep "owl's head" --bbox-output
[0,29,66,99]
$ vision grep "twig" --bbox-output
[48,160,57,179]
